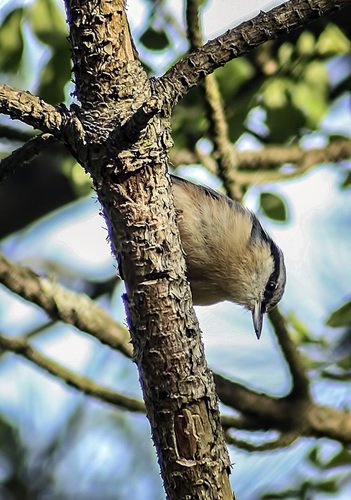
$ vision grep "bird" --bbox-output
[171,175,286,339]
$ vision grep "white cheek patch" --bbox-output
[247,250,274,307]
[258,258,275,295]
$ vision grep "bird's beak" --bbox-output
[252,301,263,340]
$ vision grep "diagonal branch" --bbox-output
[160,0,351,104]
[214,372,296,428]
[0,134,58,182]
[0,253,132,357]
[224,429,300,452]
[214,372,351,444]
[0,124,34,142]
[0,331,144,412]
[2,256,351,444]
[0,84,66,135]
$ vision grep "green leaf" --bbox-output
[172,87,207,149]
[324,447,351,469]
[289,61,329,127]
[29,0,67,48]
[341,171,351,188]
[327,300,351,327]
[314,479,338,493]
[308,446,323,468]
[317,23,351,56]
[216,58,255,100]
[262,78,291,108]
[296,31,316,57]
[140,27,169,51]
[262,78,306,141]
[277,42,294,66]
[338,355,351,371]
[260,192,288,222]
[0,8,24,73]
[265,103,305,142]
[293,81,328,127]
[303,61,328,91]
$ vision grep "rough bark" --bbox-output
[0,84,65,133]
[63,1,232,498]
[160,0,351,103]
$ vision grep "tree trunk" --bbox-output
[64,0,233,498]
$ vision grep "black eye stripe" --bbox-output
[263,240,282,308]
[249,215,285,311]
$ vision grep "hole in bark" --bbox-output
[185,328,195,338]
[159,390,168,400]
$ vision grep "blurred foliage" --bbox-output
[287,311,317,345]
[0,0,351,499]
[0,8,24,73]
[0,0,70,103]
[0,415,28,498]
[327,299,351,327]
[262,479,338,499]
[342,170,351,187]
[263,444,351,498]
[309,445,351,469]
[28,0,67,46]
[28,0,71,104]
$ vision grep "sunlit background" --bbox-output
[0,0,351,498]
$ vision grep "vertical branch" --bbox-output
[185,0,242,200]
[269,308,310,400]
[66,0,137,108]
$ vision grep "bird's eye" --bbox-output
[267,281,276,291]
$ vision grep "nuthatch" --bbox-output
[171,175,286,339]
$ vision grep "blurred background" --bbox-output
[0,0,351,498]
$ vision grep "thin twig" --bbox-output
[0,124,34,142]
[185,0,242,200]
[23,320,57,341]
[0,253,132,357]
[185,0,202,49]
[171,139,351,171]
[159,0,351,103]
[0,134,57,182]
[2,256,351,443]
[237,140,351,170]
[220,413,264,431]
[0,331,144,412]
[224,429,300,452]
[322,370,351,381]
[203,77,242,199]
[215,372,351,444]
[268,307,310,400]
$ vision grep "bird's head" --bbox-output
[232,216,286,339]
